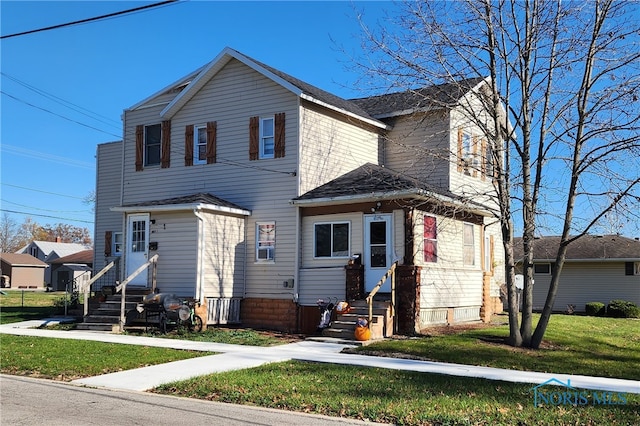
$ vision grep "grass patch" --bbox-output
[0,290,69,324]
[154,360,640,425]
[350,314,640,380]
[0,334,203,381]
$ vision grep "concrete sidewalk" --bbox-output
[1,318,638,394]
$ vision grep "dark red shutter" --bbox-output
[249,116,259,160]
[104,231,112,257]
[161,120,171,168]
[135,125,144,171]
[185,125,194,166]
[274,112,285,158]
[206,121,217,164]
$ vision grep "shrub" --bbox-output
[585,302,606,316]
[607,299,640,318]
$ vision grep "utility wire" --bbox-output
[1,199,92,214]
[0,209,94,224]
[1,145,95,170]
[2,72,121,129]
[1,183,88,200]
[1,0,179,39]
[1,90,121,139]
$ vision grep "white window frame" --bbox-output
[313,221,351,259]
[113,232,123,256]
[194,125,207,165]
[256,222,275,262]
[259,117,275,159]
[423,215,437,263]
[463,222,475,266]
[534,263,551,275]
[144,123,162,166]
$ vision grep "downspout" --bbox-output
[193,208,205,302]
[119,113,127,284]
[243,217,248,298]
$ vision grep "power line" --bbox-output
[1,72,121,129]
[1,199,92,214]
[1,183,88,200]
[1,1,180,39]
[1,145,95,170]
[0,209,93,224]
[1,90,121,138]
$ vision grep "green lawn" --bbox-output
[0,290,69,324]
[154,360,639,425]
[350,314,640,380]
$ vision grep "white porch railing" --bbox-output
[115,254,159,332]
[80,260,116,317]
[364,261,397,332]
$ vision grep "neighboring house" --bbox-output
[514,235,640,311]
[48,249,94,292]
[0,253,48,288]
[93,47,506,334]
[17,241,92,286]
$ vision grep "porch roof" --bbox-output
[291,163,493,216]
[112,193,251,216]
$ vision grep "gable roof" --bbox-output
[0,253,48,267]
[112,192,251,216]
[350,77,488,118]
[291,163,492,215]
[18,241,91,258]
[49,249,94,265]
[141,47,386,129]
[514,235,640,262]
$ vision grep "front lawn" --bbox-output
[351,314,640,380]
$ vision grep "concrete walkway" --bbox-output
[1,318,638,394]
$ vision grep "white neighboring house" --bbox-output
[17,241,92,288]
[514,235,640,311]
[93,47,507,334]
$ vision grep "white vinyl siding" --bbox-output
[532,262,640,311]
[122,58,299,300]
[381,111,451,193]
[298,101,379,195]
[94,141,123,271]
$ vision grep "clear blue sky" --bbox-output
[1,0,393,237]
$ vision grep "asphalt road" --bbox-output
[1,375,385,426]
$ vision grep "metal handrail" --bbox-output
[116,254,159,332]
[81,260,116,317]
[365,261,397,329]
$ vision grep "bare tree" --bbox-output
[352,0,640,347]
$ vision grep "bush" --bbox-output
[585,302,606,316]
[607,300,640,318]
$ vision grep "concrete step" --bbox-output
[75,322,118,332]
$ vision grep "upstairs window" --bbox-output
[423,215,437,263]
[195,125,207,164]
[256,222,275,262]
[314,222,350,258]
[534,263,551,275]
[625,262,640,276]
[144,124,161,166]
[113,232,123,256]
[457,128,481,176]
[260,117,275,159]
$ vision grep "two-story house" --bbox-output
[93,47,505,334]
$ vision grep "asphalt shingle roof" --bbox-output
[293,163,458,202]
[350,77,486,117]
[0,253,48,267]
[120,193,248,212]
[50,249,94,265]
[514,235,640,261]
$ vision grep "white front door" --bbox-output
[126,213,149,286]
[364,214,393,293]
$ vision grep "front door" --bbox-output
[126,213,149,286]
[364,214,393,292]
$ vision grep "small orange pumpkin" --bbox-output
[354,325,371,341]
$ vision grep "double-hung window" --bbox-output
[423,215,437,263]
[194,125,207,164]
[314,222,350,258]
[144,123,161,166]
[256,222,275,261]
[113,232,123,256]
[463,223,475,266]
[260,117,275,159]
